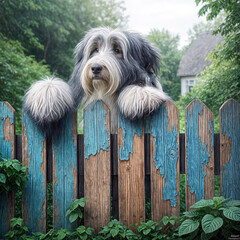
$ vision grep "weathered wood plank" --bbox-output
[0,102,15,238]
[150,101,180,220]
[84,101,111,231]
[52,113,78,230]
[118,112,145,228]
[22,113,47,233]
[185,100,214,210]
[220,99,240,199]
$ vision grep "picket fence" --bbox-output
[0,99,239,237]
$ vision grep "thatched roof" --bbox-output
[177,32,222,77]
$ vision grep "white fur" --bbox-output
[24,77,74,123]
[118,85,170,119]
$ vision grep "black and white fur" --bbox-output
[23,27,169,132]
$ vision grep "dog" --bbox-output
[23,27,169,133]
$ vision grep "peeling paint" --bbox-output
[151,104,178,207]
[52,113,77,230]
[221,99,240,199]
[22,113,46,233]
[186,101,210,201]
[84,101,110,159]
[118,112,143,161]
[0,102,14,159]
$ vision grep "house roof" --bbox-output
[177,32,222,77]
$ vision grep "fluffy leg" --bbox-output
[118,85,170,120]
[23,77,74,126]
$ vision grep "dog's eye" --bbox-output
[90,48,99,56]
[114,48,120,54]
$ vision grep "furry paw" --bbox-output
[118,85,170,120]
[23,77,74,125]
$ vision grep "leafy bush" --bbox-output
[98,219,137,239]
[179,197,240,239]
[5,218,29,240]
[0,156,28,193]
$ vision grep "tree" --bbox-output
[0,0,127,79]
[147,29,182,101]
[0,35,52,133]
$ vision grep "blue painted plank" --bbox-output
[52,113,77,230]
[118,110,145,227]
[185,100,214,208]
[84,101,111,231]
[0,102,15,238]
[220,99,240,199]
[150,101,179,217]
[22,113,47,233]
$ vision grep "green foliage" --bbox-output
[0,0,127,79]
[66,198,87,224]
[136,220,163,239]
[72,226,94,240]
[98,219,137,239]
[178,197,240,239]
[0,156,28,193]
[147,29,182,101]
[0,35,52,133]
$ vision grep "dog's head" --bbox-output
[69,27,161,107]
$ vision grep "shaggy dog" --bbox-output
[23,27,169,132]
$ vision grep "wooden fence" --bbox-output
[0,99,239,237]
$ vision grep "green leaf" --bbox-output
[0,173,6,183]
[226,200,240,207]
[223,207,240,221]
[12,163,21,171]
[69,212,79,223]
[143,228,151,235]
[183,210,199,218]
[202,214,223,234]
[190,199,214,209]
[179,219,200,236]
[162,216,169,225]
[110,228,119,237]
[77,226,86,234]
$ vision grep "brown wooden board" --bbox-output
[0,102,15,237]
[118,112,145,228]
[150,101,180,220]
[84,101,111,232]
[185,99,214,210]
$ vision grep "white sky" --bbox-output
[123,0,206,48]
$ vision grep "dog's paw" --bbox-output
[118,85,170,120]
[23,77,74,125]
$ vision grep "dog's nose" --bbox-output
[91,64,103,74]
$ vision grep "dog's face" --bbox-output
[69,27,161,106]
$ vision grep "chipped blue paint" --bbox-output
[84,101,110,159]
[0,102,14,238]
[52,113,77,230]
[186,101,211,201]
[209,120,214,148]
[221,99,240,199]
[118,112,143,161]
[0,102,14,159]
[22,113,46,233]
[151,104,178,207]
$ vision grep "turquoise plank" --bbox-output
[0,102,14,159]
[151,104,178,207]
[22,113,47,233]
[0,102,15,238]
[221,99,240,199]
[118,112,143,161]
[52,113,77,230]
[84,101,110,159]
[185,100,213,201]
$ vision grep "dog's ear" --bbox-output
[124,31,160,75]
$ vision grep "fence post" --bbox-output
[84,101,111,232]
[220,99,240,199]
[0,102,15,238]
[118,111,145,228]
[185,99,214,210]
[22,113,47,233]
[52,113,78,230]
[150,101,180,220]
